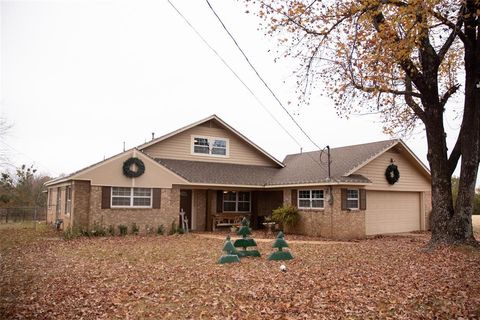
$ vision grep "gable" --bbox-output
[72,149,187,188]
[353,145,430,191]
[141,118,280,167]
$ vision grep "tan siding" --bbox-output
[74,149,185,188]
[142,125,276,166]
[355,149,430,191]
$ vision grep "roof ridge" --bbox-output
[285,139,398,158]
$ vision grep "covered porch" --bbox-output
[179,188,283,231]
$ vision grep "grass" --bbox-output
[0,223,479,319]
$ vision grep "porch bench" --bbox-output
[212,213,251,231]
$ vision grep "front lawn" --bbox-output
[1,224,479,319]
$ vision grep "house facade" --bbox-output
[45,115,432,239]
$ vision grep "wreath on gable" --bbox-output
[385,164,400,185]
[123,157,145,178]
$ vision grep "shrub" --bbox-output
[168,220,177,235]
[131,223,139,235]
[63,227,82,240]
[91,222,107,237]
[156,224,165,235]
[271,205,299,232]
[176,227,185,234]
[118,224,128,236]
[107,225,115,236]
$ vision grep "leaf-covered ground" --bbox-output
[1,223,479,319]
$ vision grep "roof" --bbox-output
[156,159,281,186]
[44,148,188,187]
[155,139,426,187]
[137,114,284,167]
[270,140,398,185]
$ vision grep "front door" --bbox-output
[180,189,192,230]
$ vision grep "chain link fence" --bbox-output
[0,207,47,223]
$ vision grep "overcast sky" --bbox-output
[1,0,462,179]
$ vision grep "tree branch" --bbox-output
[448,130,462,175]
[438,6,465,62]
[440,84,461,108]
[430,9,467,43]
[371,11,428,94]
[404,76,426,122]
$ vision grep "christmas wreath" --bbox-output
[385,164,400,185]
[123,157,145,178]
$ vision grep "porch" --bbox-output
[179,189,283,231]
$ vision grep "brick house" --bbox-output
[45,115,431,239]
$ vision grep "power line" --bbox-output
[204,0,324,151]
[0,140,58,175]
[166,0,329,173]
[166,0,302,149]
[203,0,330,172]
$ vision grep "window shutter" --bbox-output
[360,189,367,210]
[341,188,347,210]
[216,190,223,213]
[101,186,111,209]
[291,189,298,207]
[152,188,161,209]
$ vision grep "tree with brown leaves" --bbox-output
[243,0,480,246]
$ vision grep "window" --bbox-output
[298,189,324,209]
[346,189,359,209]
[111,187,152,208]
[192,136,228,156]
[56,187,61,215]
[222,191,250,212]
[65,186,72,215]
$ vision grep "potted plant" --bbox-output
[271,205,299,233]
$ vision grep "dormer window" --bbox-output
[192,136,229,157]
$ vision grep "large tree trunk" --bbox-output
[425,108,456,244]
[427,11,480,245]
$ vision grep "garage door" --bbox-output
[366,191,421,235]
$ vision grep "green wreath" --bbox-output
[123,157,145,178]
[385,164,400,185]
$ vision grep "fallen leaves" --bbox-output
[0,225,479,319]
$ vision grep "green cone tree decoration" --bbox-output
[218,235,240,264]
[234,217,261,257]
[268,231,294,261]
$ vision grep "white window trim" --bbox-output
[190,135,230,158]
[298,189,325,209]
[346,189,360,210]
[56,187,61,215]
[65,186,72,215]
[222,191,251,213]
[111,187,153,209]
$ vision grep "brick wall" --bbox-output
[72,180,90,229]
[87,186,180,234]
[284,187,366,240]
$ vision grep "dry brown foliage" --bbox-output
[1,224,479,319]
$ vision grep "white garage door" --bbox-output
[366,191,421,235]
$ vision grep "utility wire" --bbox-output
[203,0,330,172]
[0,140,58,176]
[166,0,302,149]
[204,0,324,151]
[166,0,328,172]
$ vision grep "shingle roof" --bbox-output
[155,140,397,186]
[269,139,397,185]
[155,159,280,186]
